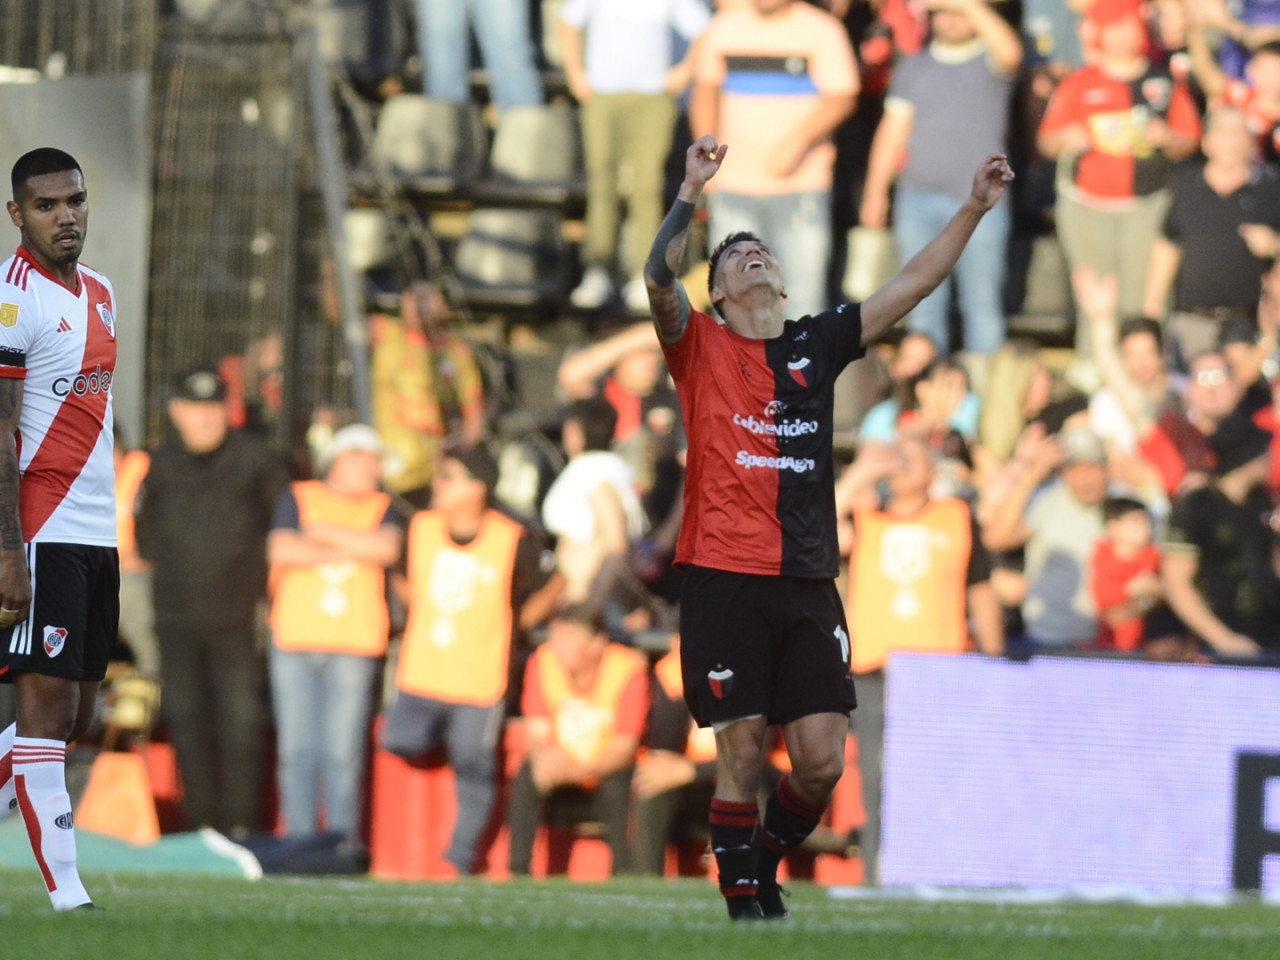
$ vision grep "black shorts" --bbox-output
[0,543,120,684]
[679,565,856,728]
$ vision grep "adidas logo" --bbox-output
[56,317,71,333]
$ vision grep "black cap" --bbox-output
[446,443,500,491]
[174,366,227,403]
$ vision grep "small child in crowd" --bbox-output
[1091,496,1163,652]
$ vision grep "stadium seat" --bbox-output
[344,207,396,273]
[453,209,570,314]
[368,94,487,184]
[489,103,580,184]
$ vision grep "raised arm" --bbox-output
[1186,17,1228,102]
[859,154,1013,345]
[643,135,727,345]
[0,377,29,626]
[928,0,1023,76]
[557,322,662,399]
[1074,267,1155,435]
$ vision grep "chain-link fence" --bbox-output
[147,17,354,453]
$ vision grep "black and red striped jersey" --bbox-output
[662,305,864,578]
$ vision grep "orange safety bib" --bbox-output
[269,480,393,657]
[531,642,648,765]
[848,498,972,674]
[396,509,523,705]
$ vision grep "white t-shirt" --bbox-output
[0,246,117,545]
[542,450,647,544]
[561,0,712,94]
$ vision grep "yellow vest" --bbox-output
[396,509,523,705]
[269,480,393,657]
[848,498,972,674]
[531,642,648,766]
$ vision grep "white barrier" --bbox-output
[881,654,1280,893]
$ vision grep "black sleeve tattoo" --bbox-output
[0,379,24,551]
[644,199,696,344]
[645,199,695,287]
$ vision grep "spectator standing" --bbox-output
[1187,28,1280,168]
[690,0,859,319]
[561,0,712,313]
[134,367,291,835]
[1037,0,1201,350]
[1162,410,1280,654]
[836,432,1002,884]
[860,0,1022,355]
[414,0,544,111]
[382,444,556,875]
[1142,104,1280,368]
[556,320,685,526]
[0,148,118,910]
[541,397,648,611]
[1073,267,1177,506]
[370,281,485,508]
[507,603,650,877]
[266,425,404,842]
[982,426,1110,651]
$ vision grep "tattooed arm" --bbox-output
[0,376,30,622]
[643,135,727,346]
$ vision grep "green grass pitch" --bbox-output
[4,868,1280,960]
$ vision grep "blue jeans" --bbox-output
[381,692,505,873]
[416,0,543,111]
[893,189,1009,355]
[269,648,382,839]
[707,190,832,320]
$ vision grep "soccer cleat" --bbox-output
[725,896,765,921]
[755,882,791,920]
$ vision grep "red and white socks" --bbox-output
[0,723,14,823]
[13,736,91,910]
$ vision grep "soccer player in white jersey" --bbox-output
[0,148,119,910]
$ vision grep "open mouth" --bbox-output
[745,259,767,271]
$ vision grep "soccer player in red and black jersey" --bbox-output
[643,135,1011,919]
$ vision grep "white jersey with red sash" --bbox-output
[0,246,117,545]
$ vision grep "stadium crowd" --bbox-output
[11,0,1280,885]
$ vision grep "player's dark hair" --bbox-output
[1117,316,1163,351]
[707,230,765,318]
[11,147,82,201]
[1102,495,1149,525]
[568,396,618,453]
